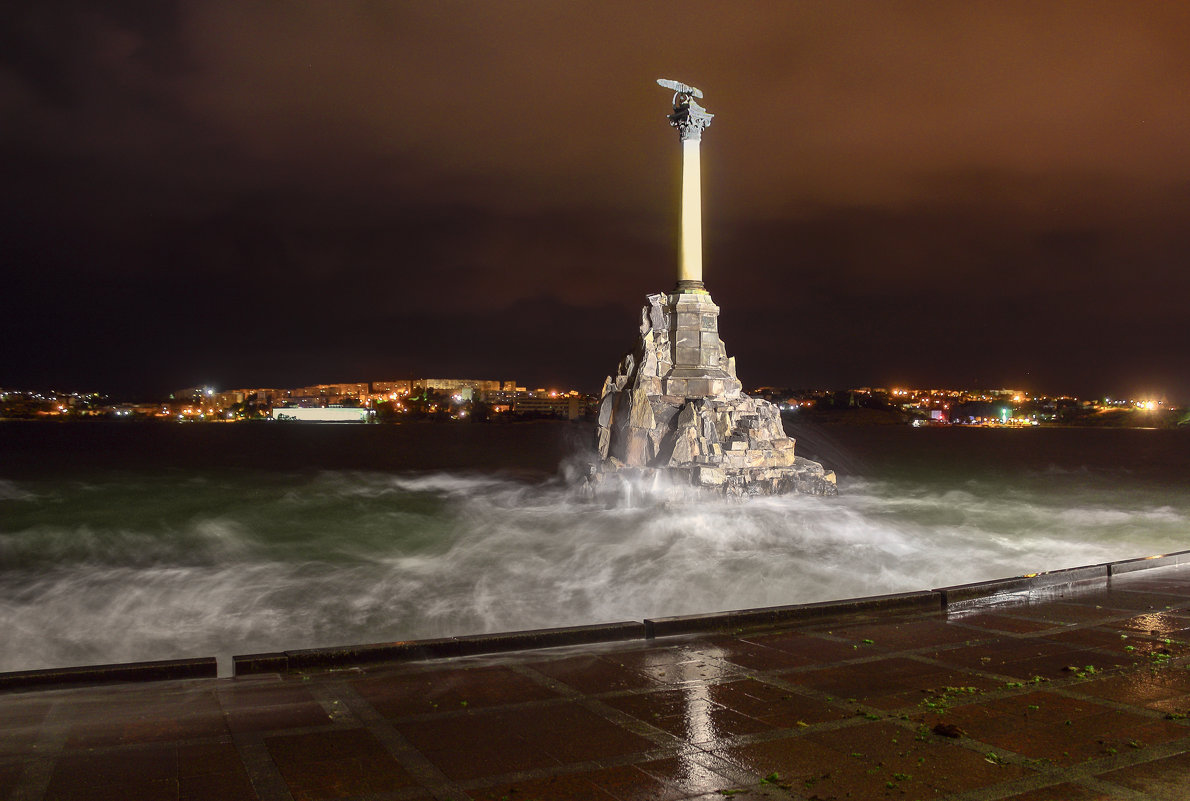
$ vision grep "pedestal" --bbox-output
[661,288,741,399]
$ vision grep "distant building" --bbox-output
[272,406,373,423]
[371,380,413,395]
[289,383,370,404]
[413,378,507,394]
[513,394,584,420]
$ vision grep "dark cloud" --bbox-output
[2,1,1189,400]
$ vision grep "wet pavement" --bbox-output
[4,565,1190,800]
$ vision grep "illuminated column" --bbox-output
[680,138,703,286]
[666,89,713,291]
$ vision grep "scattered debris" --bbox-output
[932,723,964,738]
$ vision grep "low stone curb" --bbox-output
[0,657,216,691]
[1108,550,1190,574]
[935,564,1110,606]
[643,590,940,638]
[5,549,1190,690]
[234,621,647,676]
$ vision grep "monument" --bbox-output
[587,80,838,496]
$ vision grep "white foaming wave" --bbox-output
[0,479,36,502]
[2,470,1189,676]
[0,517,255,568]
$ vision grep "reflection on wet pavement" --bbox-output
[3,565,1190,799]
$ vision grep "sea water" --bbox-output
[1,420,1187,675]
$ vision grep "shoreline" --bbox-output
[4,548,1187,693]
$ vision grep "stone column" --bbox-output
[668,97,713,292]
[653,81,737,400]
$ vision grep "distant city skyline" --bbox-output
[2,377,1179,411]
[2,3,1188,402]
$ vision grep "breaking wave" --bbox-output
[2,463,1188,675]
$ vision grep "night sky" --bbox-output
[3,2,1188,402]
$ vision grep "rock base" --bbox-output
[589,290,837,497]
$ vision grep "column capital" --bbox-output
[668,98,714,142]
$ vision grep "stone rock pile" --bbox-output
[589,291,838,496]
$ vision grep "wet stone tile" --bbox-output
[0,727,49,758]
[265,728,416,800]
[1076,590,1190,613]
[225,701,330,733]
[59,690,226,747]
[352,664,560,717]
[0,764,28,797]
[631,755,745,799]
[778,657,996,709]
[966,704,1186,768]
[998,602,1128,626]
[683,637,807,672]
[178,740,243,778]
[515,704,657,762]
[923,638,1077,672]
[946,690,1107,730]
[44,745,179,801]
[998,781,1116,800]
[417,736,558,782]
[1001,648,1128,680]
[522,654,655,694]
[601,648,739,686]
[540,724,659,763]
[722,721,1028,799]
[1096,751,1190,799]
[706,679,853,727]
[1074,671,1188,708]
[602,688,769,744]
[1099,611,1190,637]
[740,631,870,666]
[0,698,51,728]
[396,703,650,780]
[829,618,983,651]
[1041,627,1138,650]
[179,769,259,801]
[45,778,179,801]
[471,771,620,801]
[946,612,1059,634]
[50,744,178,786]
[216,681,317,710]
[597,645,709,669]
[472,763,704,801]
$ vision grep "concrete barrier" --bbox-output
[0,657,217,692]
[1108,549,1190,575]
[644,591,941,639]
[935,564,1110,606]
[236,621,647,676]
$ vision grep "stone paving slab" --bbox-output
[4,565,1190,800]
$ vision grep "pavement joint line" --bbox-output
[230,731,295,801]
[589,631,1190,731]
[306,681,361,726]
[450,745,688,795]
[942,615,1075,635]
[7,696,71,801]
[1078,775,1174,801]
[897,646,1151,688]
[684,748,777,793]
[950,736,1190,801]
[502,662,585,699]
[509,662,870,759]
[323,679,470,801]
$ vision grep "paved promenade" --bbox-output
[4,564,1190,800]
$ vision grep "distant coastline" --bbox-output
[1,411,1186,429]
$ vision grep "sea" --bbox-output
[1,420,1187,676]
